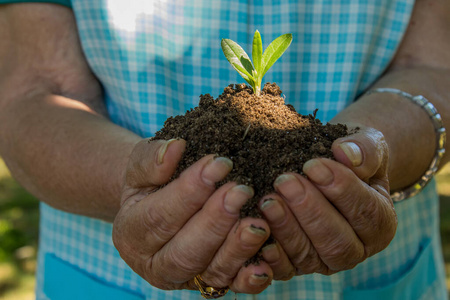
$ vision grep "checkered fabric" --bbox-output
[35,0,447,299]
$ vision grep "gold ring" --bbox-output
[193,275,229,299]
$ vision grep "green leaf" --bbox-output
[221,38,255,87]
[240,56,255,78]
[252,30,263,75]
[261,33,293,77]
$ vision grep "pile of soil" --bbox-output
[152,83,349,218]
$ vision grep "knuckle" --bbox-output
[126,140,157,180]
[302,200,328,224]
[204,217,236,241]
[164,247,203,282]
[289,241,311,266]
[128,140,147,162]
[145,259,180,291]
[143,204,177,242]
[353,195,397,253]
[368,203,398,255]
[174,177,197,198]
[203,249,240,287]
[176,174,214,207]
[203,236,259,287]
[352,196,380,232]
[322,239,365,271]
[203,265,234,288]
[365,130,388,174]
[291,244,323,274]
[331,168,355,197]
[180,163,207,187]
[143,258,162,287]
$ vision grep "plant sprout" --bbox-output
[221,30,293,96]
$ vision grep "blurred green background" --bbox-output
[0,157,449,299]
[0,159,39,300]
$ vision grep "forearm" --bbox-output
[332,67,450,191]
[0,3,143,222]
[332,0,450,192]
[0,91,141,222]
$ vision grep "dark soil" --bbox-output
[151,83,349,218]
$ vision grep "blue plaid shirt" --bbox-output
[36,1,447,299]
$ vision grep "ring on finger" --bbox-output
[193,275,229,299]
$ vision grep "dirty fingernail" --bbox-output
[262,243,280,262]
[249,273,269,286]
[202,156,233,186]
[274,174,297,188]
[157,139,178,165]
[224,185,254,214]
[273,174,305,203]
[339,142,362,167]
[303,159,333,186]
[260,199,285,221]
[241,225,267,245]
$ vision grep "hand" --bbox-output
[113,139,273,294]
[257,126,397,279]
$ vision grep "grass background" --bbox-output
[0,157,449,299]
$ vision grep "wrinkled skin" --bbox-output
[113,125,397,291]
[259,125,397,280]
[113,139,273,294]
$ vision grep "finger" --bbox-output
[113,155,233,263]
[332,127,389,187]
[302,158,397,256]
[258,194,324,275]
[229,261,273,294]
[153,183,259,283]
[125,138,186,188]
[261,241,295,280]
[274,173,366,273]
[199,217,270,288]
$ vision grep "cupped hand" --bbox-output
[258,126,397,279]
[113,139,273,294]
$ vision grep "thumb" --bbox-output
[125,138,186,190]
[332,126,389,185]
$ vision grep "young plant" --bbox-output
[221,30,293,96]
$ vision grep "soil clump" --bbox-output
[152,83,349,218]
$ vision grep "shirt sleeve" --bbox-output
[0,0,71,8]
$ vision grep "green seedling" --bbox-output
[221,30,293,96]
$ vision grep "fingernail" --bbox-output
[241,225,267,245]
[260,199,285,221]
[262,243,280,262]
[224,185,254,214]
[274,174,297,188]
[202,156,233,186]
[157,139,178,165]
[339,142,362,167]
[249,273,269,286]
[273,174,305,203]
[303,159,333,186]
